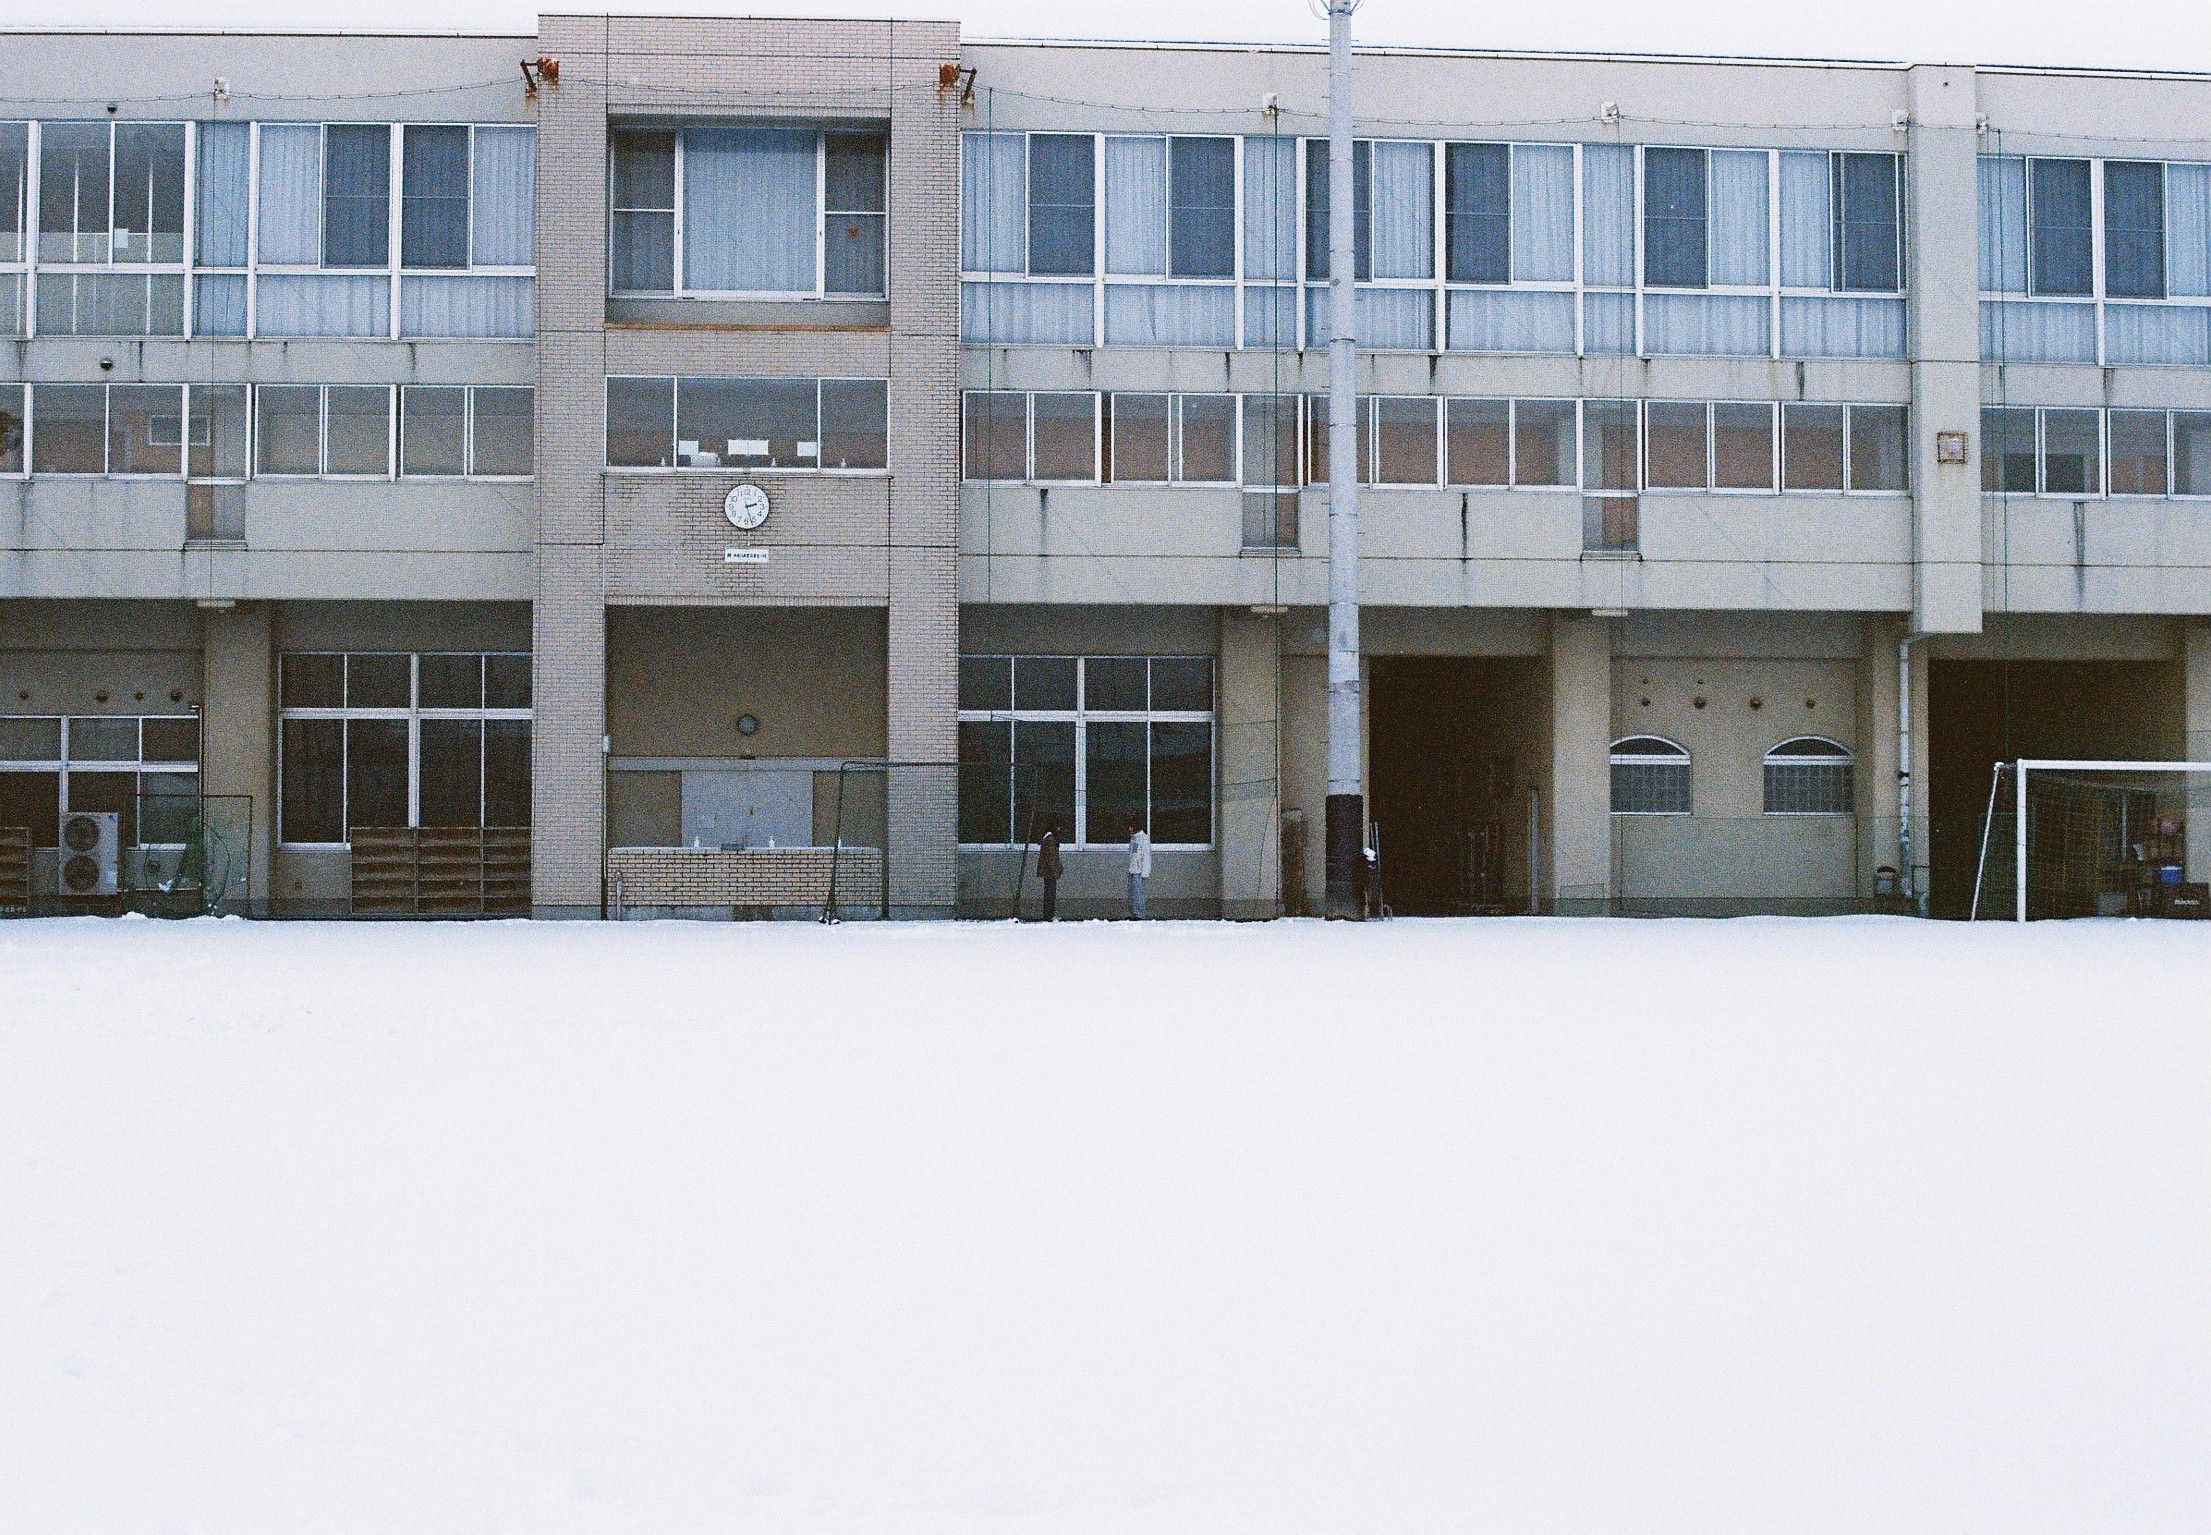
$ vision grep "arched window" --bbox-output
[1610,735,1690,815]
[1763,736,1854,815]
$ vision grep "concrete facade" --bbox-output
[7,21,2211,917]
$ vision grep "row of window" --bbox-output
[1981,406,2211,498]
[961,391,1911,494]
[0,119,532,339]
[0,383,531,480]
[963,133,1905,357]
[957,655,1215,847]
[0,713,200,847]
[605,376,887,471]
[1610,735,1856,816]
[277,653,531,845]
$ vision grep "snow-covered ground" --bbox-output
[3,914,2206,1534]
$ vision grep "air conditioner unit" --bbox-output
[58,811,120,897]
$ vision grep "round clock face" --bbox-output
[724,483,770,530]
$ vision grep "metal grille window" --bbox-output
[1762,736,1855,815]
[1610,736,1691,815]
[277,652,531,846]
[0,714,200,849]
[957,654,1214,847]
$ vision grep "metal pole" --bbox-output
[2014,756,2029,923]
[1323,0,1365,920]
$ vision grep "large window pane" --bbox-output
[685,126,815,293]
[1150,721,1211,844]
[1834,153,1901,293]
[1015,656,1077,711]
[323,124,391,269]
[2109,409,2169,496]
[1644,147,1708,289]
[1644,401,1708,489]
[485,720,530,827]
[610,128,676,292]
[605,377,674,469]
[1305,137,1374,282]
[32,384,105,474]
[401,125,470,268]
[280,653,343,708]
[256,385,321,475]
[2174,412,2211,495]
[325,386,390,477]
[1445,142,1510,284]
[963,391,1028,481]
[39,122,110,264]
[817,379,885,471]
[345,719,409,833]
[1149,656,1213,712]
[484,655,532,709]
[1243,394,1301,489]
[281,717,344,843]
[1982,407,2038,493]
[957,719,1012,843]
[1445,397,1509,486]
[1030,392,1097,481]
[347,654,410,709]
[188,384,250,479]
[824,132,888,296]
[402,386,467,476]
[959,656,1012,712]
[107,384,183,476]
[1513,399,1574,486]
[1028,134,1095,277]
[2104,160,2166,300]
[470,126,535,268]
[1374,396,1438,485]
[471,387,534,477]
[0,124,23,267]
[1085,720,1146,843]
[1084,657,1146,711]
[1108,392,1170,482]
[677,378,818,469]
[112,123,185,264]
[1177,394,1235,483]
[1169,136,1235,278]
[2030,158,2092,297]
[2041,408,2100,495]
[1783,403,1845,490]
[1012,720,1075,843]
[418,718,482,828]
[418,654,482,709]
[0,389,18,475]
[1847,405,1908,492]
[1582,401,1639,491]
[1713,403,1776,490]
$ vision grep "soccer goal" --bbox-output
[1972,760,2211,921]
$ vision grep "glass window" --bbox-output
[605,377,674,469]
[1582,401,1639,491]
[2104,160,2166,300]
[68,716,137,761]
[32,384,105,474]
[280,653,343,709]
[1169,136,1235,278]
[346,718,409,831]
[280,717,344,842]
[684,126,815,294]
[0,387,23,475]
[1763,737,1854,815]
[401,125,469,269]
[1513,399,1574,486]
[1031,392,1097,481]
[1013,719,1076,842]
[485,720,530,827]
[1445,143,1510,284]
[1783,403,1845,491]
[1084,719,1146,844]
[1610,736,1690,815]
[1150,656,1213,711]
[484,655,531,709]
[1304,138,1375,282]
[1028,134,1095,277]
[402,386,466,476]
[1643,147,1708,289]
[823,132,888,296]
[1176,394,1235,483]
[39,122,111,263]
[678,377,818,469]
[1833,152,1901,293]
[107,384,182,476]
[1644,401,1708,489]
[108,123,185,265]
[0,716,63,761]
[2109,409,2169,495]
[1243,394,1301,489]
[610,127,676,292]
[1445,397,1509,486]
[0,122,28,266]
[1015,656,1077,711]
[418,718,482,828]
[2174,412,2211,496]
[958,718,1012,843]
[188,385,249,480]
[2030,158,2093,297]
[1983,407,2039,493]
[2041,408,2100,496]
[958,655,1012,712]
[142,717,199,762]
[819,379,886,471]
[1713,402,1775,490]
[1150,721,1212,843]
[1084,656,1146,711]
[419,653,481,709]
[347,654,410,709]
[255,386,321,475]
[963,391,1027,481]
[1374,396,1438,485]
[324,386,390,477]
[1847,405,1908,492]
[1108,393,1170,482]
[471,387,533,477]
[323,124,391,269]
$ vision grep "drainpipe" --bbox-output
[1897,631,1926,914]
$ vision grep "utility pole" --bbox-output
[1323,0,1365,919]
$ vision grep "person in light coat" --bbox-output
[1126,818,1151,920]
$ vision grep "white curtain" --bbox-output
[256,124,322,266]
[1780,295,1905,358]
[1582,290,1636,353]
[1978,156,2029,294]
[1979,298,2095,362]
[2167,163,2211,296]
[1242,136,1297,282]
[470,127,535,267]
[1103,136,1167,276]
[1778,151,1830,289]
[685,126,814,292]
[1103,282,1232,346]
[1511,144,1573,282]
[256,273,389,337]
[2104,302,2211,365]
[402,274,533,338]
[1446,289,1574,353]
[961,280,1094,344]
[1581,144,1636,287]
[962,133,1026,274]
[193,273,247,336]
[1645,293,1768,355]
[1710,150,1769,286]
[196,121,250,267]
[1368,141,1433,280]
[1241,283,1296,348]
[1304,285,1432,349]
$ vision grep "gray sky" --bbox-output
[2,0,2206,75]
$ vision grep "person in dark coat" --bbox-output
[1036,828,1063,921]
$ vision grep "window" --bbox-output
[1444,143,1510,284]
[1782,403,1844,491]
[1832,152,1901,293]
[278,652,531,844]
[2030,158,2093,297]
[400,386,533,479]
[2110,409,2169,495]
[0,384,21,474]
[1029,134,1095,277]
[1982,407,2038,493]
[1713,402,1776,490]
[1763,737,1854,815]
[401,125,470,268]
[1176,395,1236,483]
[1611,736,1690,815]
[1644,401,1708,489]
[0,714,199,850]
[958,654,1213,846]
[824,132,888,295]
[1644,147,1708,289]
[1445,397,1509,485]
[252,385,389,477]
[2105,161,2165,300]
[606,377,886,471]
[323,124,391,268]
[1976,404,2211,499]
[35,119,187,337]
[1106,393,1171,483]
[2041,408,2101,496]
[610,128,676,292]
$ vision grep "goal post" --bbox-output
[1991,759,2211,921]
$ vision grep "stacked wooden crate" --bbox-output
[348,828,533,918]
[0,826,30,914]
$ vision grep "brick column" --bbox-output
[199,602,273,913]
[1219,607,1282,919]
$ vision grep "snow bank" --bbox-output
[3,916,2206,1533]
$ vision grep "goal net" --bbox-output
[1973,760,2211,920]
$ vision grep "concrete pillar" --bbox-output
[1219,608,1282,919]
[1858,615,1904,896]
[1548,612,1611,913]
[1906,65,1985,637]
[2185,621,2211,883]
[199,602,273,914]
[532,550,606,916]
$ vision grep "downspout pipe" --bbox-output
[1898,630,1927,914]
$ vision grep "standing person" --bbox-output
[1126,817,1151,919]
[1035,827,1062,921]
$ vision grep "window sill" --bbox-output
[607,296,889,331]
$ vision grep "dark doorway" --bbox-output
[1369,657,1543,916]
[1927,658,2180,916]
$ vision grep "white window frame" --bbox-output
[0,713,203,847]
[1609,735,1692,816]
[1762,735,1856,817]
[604,375,891,476]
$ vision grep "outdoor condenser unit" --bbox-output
[58,811,120,897]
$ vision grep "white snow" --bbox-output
[3,914,2207,1534]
